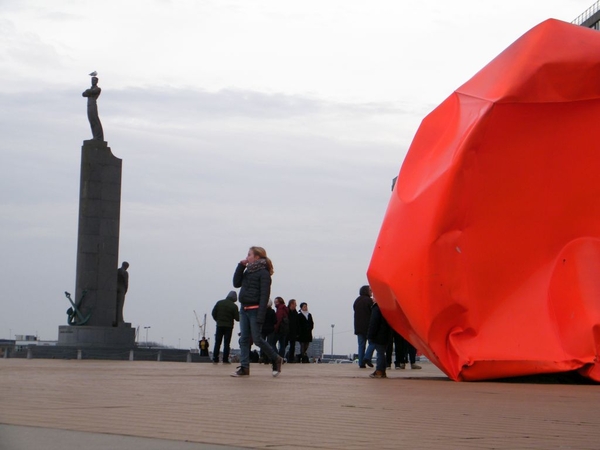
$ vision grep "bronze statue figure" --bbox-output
[114,261,129,326]
[82,74,104,141]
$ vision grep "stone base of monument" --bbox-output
[6,345,210,363]
[58,324,136,347]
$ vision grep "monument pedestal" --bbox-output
[58,140,131,347]
[58,324,135,347]
[58,140,135,349]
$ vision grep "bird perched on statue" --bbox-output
[89,71,97,76]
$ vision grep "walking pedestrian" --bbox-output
[211,290,239,364]
[231,246,283,377]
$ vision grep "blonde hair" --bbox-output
[250,246,274,275]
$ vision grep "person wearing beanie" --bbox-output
[211,290,240,364]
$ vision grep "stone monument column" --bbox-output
[74,139,122,326]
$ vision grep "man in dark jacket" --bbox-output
[367,299,391,379]
[211,290,240,364]
[354,285,373,368]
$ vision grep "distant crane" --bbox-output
[193,310,207,342]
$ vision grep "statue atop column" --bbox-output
[82,71,104,141]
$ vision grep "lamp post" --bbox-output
[144,326,151,346]
[331,324,335,358]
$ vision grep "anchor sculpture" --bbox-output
[64,290,91,325]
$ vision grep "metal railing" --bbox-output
[572,1,600,25]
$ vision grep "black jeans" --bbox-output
[386,331,403,367]
[272,332,287,357]
[286,338,297,362]
[300,342,310,362]
[399,334,417,365]
[213,325,233,362]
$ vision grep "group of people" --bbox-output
[354,285,421,379]
[260,297,315,365]
[208,245,420,380]
[210,246,315,378]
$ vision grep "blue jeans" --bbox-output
[357,334,367,365]
[239,307,279,368]
[364,341,376,362]
[373,343,387,372]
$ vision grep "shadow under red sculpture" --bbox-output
[368,19,600,382]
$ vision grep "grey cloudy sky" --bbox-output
[0,0,592,354]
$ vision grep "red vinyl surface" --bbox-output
[368,19,600,382]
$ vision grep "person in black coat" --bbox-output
[297,302,314,363]
[260,300,277,364]
[211,290,240,364]
[286,299,299,363]
[231,246,283,378]
[272,297,289,358]
[354,285,374,368]
[367,300,391,378]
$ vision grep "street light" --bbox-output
[144,326,151,346]
[331,324,335,358]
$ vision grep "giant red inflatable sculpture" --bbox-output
[368,19,600,382]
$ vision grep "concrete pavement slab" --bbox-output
[0,424,248,450]
[0,359,599,449]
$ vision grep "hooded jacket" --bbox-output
[211,291,240,328]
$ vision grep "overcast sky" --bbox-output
[0,0,593,355]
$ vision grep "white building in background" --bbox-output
[14,334,56,351]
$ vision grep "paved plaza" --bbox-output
[0,359,599,449]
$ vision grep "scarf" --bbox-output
[246,259,267,273]
[301,310,310,319]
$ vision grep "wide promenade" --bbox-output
[0,359,599,449]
